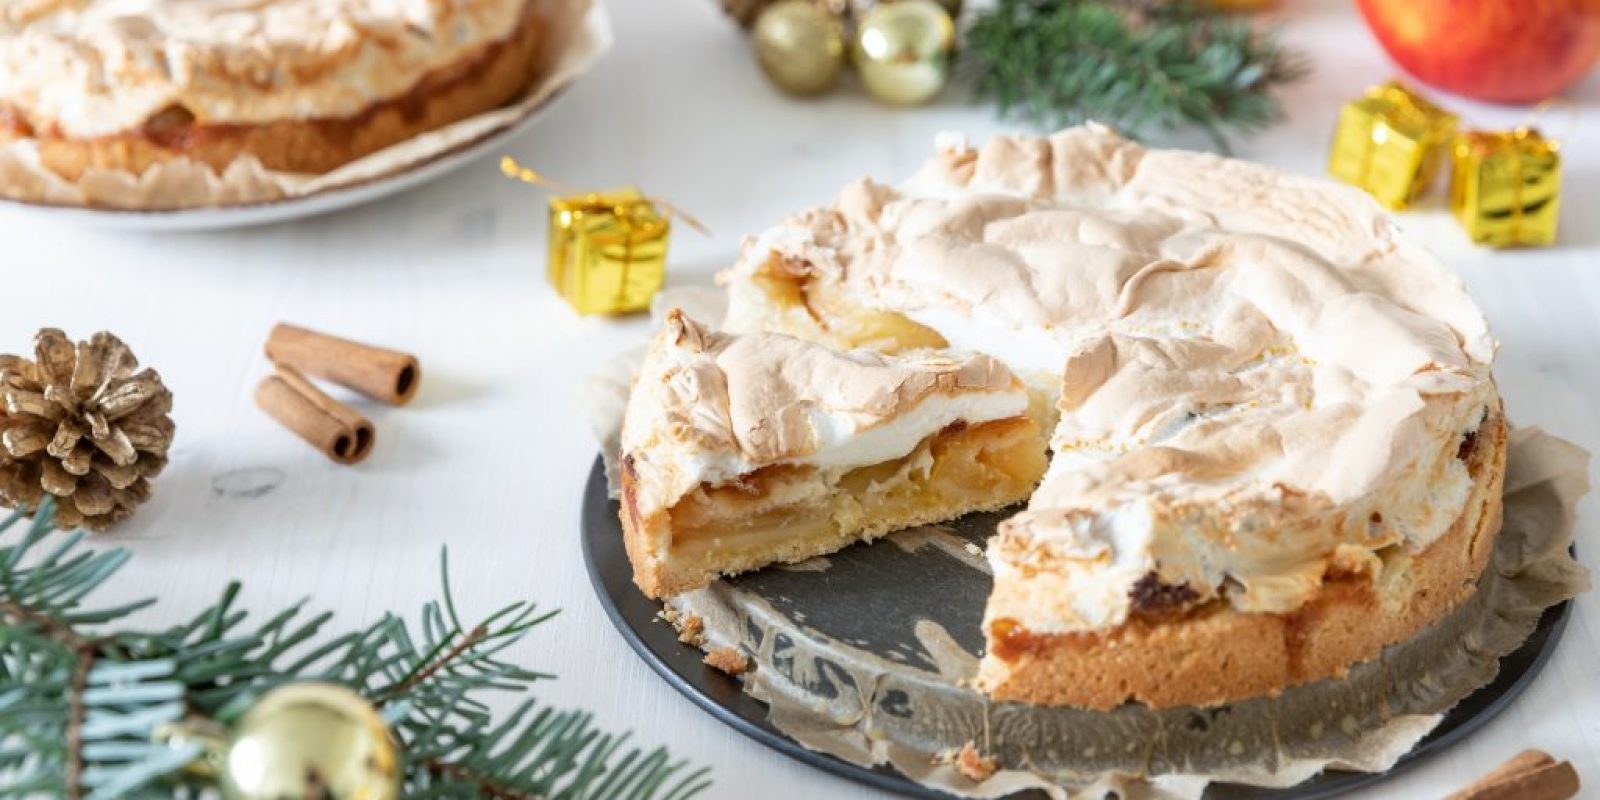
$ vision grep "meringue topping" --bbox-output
[720,125,1497,634]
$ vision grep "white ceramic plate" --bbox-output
[0,3,608,232]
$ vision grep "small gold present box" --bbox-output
[1327,81,1459,210]
[1450,128,1561,248]
[546,187,670,315]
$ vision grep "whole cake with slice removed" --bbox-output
[619,125,1505,711]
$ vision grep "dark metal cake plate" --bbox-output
[580,458,1572,799]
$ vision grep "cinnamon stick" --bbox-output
[255,366,376,465]
[265,323,420,406]
[1445,750,1580,800]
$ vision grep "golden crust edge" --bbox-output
[975,408,1509,710]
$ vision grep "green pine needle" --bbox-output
[963,0,1309,152]
[0,504,710,799]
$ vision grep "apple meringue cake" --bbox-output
[621,125,1505,710]
[0,0,552,193]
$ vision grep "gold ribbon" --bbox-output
[1505,100,1575,244]
[1482,126,1550,245]
[1509,129,1526,244]
[500,157,710,235]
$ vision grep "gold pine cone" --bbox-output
[0,330,174,531]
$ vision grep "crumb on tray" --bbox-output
[703,646,751,675]
[955,741,998,782]
[659,606,707,647]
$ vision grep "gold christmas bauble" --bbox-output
[221,682,401,800]
[753,1,846,96]
[853,0,955,106]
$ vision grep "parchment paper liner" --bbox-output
[585,289,1590,799]
[0,0,609,211]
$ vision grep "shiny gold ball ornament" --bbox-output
[753,1,846,96]
[221,682,401,800]
[853,0,955,106]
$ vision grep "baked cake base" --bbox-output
[0,1,548,182]
[623,416,1048,598]
[976,410,1508,710]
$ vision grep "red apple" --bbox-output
[1355,0,1600,104]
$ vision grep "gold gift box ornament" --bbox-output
[503,157,705,316]
[1328,81,1459,210]
[1450,128,1561,248]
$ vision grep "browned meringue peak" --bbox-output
[0,0,530,138]
[620,311,1027,517]
[719,125,1498,630]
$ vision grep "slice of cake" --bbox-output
[619,311,1048,598]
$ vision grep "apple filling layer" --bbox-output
[661,416,1047,586]
[732,255,949,353]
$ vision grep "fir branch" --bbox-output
[1,598,102,800]
[379,623,488,703]
[963,0,1309,151]
[0,505,710,799]
[65,644,94,800]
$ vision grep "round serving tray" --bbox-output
[581,458,1572,799]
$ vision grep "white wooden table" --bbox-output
[3,0,1596,797]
